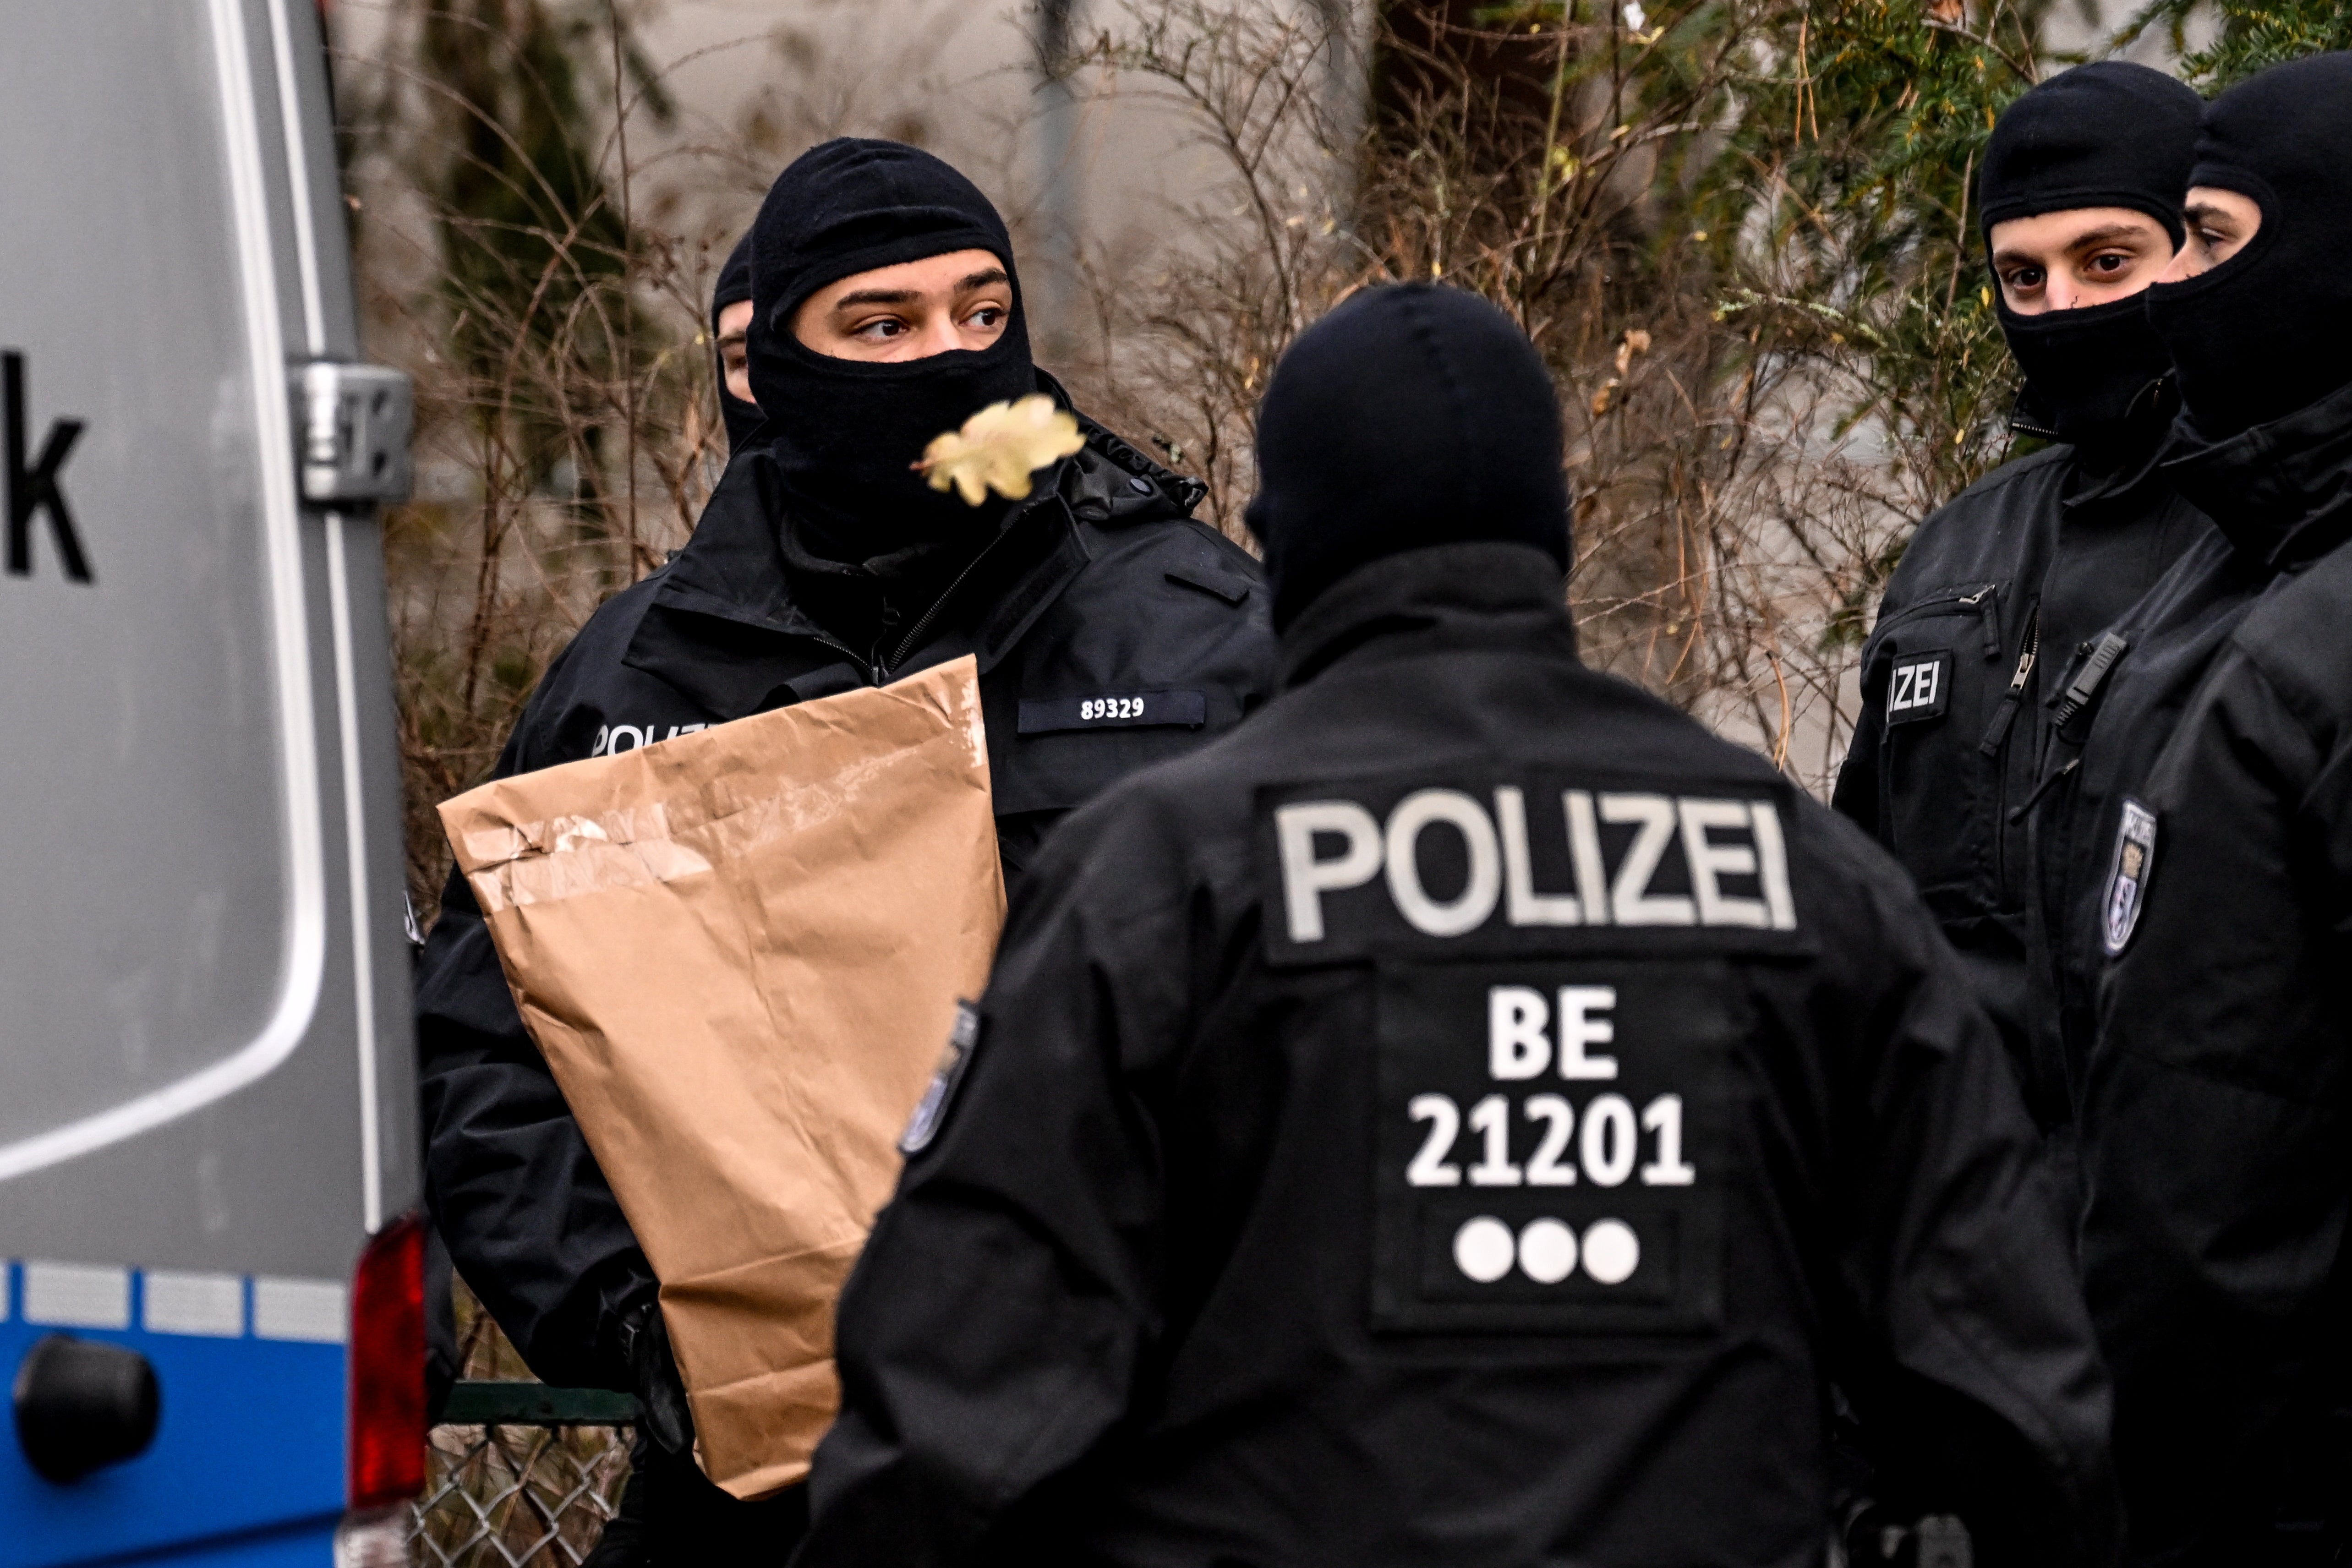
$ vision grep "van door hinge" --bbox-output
[294,361,413,504]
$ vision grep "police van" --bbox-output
[1,3,422,1563]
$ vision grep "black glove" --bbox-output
[616,1302,695,1459]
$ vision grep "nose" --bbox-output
[917,315,967,358]
[2156,243,2203,287]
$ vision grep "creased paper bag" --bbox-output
[438,656,1004,1500]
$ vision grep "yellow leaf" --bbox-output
[1613,327,1654,377]
[914,394,1087,507]
[1980,284,1991,309]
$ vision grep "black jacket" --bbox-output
[799,544,2117,1568]
[2074,377,2352,1563]
[1835,435,2207,1125]
[413,417,1276,1390]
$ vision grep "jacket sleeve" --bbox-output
[414,682,654,1391]
[2079,652,2345,1557]
[1832,637,1887,840]
[1807,813,2120,1565]
[796,795,1191,1567]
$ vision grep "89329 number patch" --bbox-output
[1372,959,1735,1334]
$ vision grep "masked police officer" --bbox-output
[415,140,1274,1560]
[2064,55,2352,1564]
[711,227,760,454]
[1835,63,2209,1131]
[793,284,2117,1568]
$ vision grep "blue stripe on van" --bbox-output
[0,1261,346,1568]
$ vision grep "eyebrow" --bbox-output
[2062,224,2155,253]
[828,268,1012,314]
[1990,222,2159,271]
[830,287,920,310]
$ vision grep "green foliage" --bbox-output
[370,0,675,477]
[1717,0,2049,514]
[416,0,632,379]
[2121,0,2352,86]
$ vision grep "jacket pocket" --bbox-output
[1865,583,2007,913]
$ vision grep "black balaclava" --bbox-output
[2146,53,2352,441]
[711,228,760,454]
[747,138,1037,565]
[1246,284,1569,631]
[1978,61,2202,451]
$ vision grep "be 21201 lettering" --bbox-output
[1373,961,1731,1333]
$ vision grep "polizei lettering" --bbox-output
[1271,785,1798,957]
[590,720,707,757]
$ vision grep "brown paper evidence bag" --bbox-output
[439,656,1006,1500]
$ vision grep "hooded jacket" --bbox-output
[414,398,1275,1392]
[2069,373,2352,1563]
[1833,437,2209,1125]
[711,229,760,453]
[794,544,2117,1568]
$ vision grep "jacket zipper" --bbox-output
[874,507,1037,683]
[1871,582,2001,659]
[1977,603,2039,758]
[1978,600,2035,896]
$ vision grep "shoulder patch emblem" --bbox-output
[1885,650,1952,726]
[900,1000,982,1156]
[2101,800,2158,957]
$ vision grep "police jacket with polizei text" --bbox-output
[1833,433,2207,1125]
[794,543,2118,1568]
[412,418,1275,1391]
[2073,377,2352,1563]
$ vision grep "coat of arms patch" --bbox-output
[2102,800,2158,956]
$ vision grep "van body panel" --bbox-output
[0,0,418,1557]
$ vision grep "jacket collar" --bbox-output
[621,400,1192,719]
[2160,374,2352,571]
[2063,415,2179,516]
[1277,542,1576,690]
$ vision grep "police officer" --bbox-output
[793,284,2117,1567]
[415,139,1274,1560]
[711,228,760,453]
[2068,54,2352,1564]
[1834,63,2209,1129]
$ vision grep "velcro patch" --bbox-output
[1885,650,1952,725]
[1372,960,1734,1334]
[1258,772,1812,967]
[1018,689,1206,735]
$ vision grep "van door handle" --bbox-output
[12,1333,159,1482]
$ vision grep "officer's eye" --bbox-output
[2191,218,2237,253]
[2004,265,2045,292]
[853,316,910,341]
[2088,252,2131,276]
[965,304,1006,331]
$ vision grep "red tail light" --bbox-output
[347,1210,427,1509]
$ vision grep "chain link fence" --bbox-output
[410,1422,631,1568]
[410,1282,634,1567]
